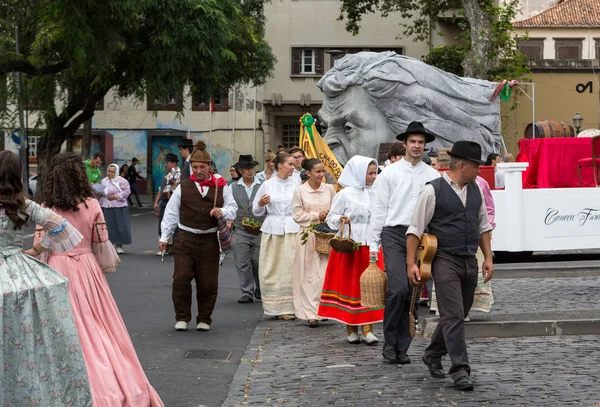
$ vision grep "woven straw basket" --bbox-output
[241,206,262,236]
[360,259,387,308]
[313,231,335,254]
[329,220,358,254]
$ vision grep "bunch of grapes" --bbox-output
[313,224,337,234]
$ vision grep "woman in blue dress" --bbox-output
[0,150,92,406]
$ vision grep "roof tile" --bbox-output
[513,0,600,28]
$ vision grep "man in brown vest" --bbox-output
[159,141,237,331]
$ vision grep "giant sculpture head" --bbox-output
[317,51,501,165]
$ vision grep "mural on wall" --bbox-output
[71,137,102,158]
[188,132,232,177]
[110,130,148,176]
[151,136,183,193]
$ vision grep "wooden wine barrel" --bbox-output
[524,120,575,139]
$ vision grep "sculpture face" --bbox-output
[318,86,395,165]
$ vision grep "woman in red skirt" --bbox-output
[318,155,383,345]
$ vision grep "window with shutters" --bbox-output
[147,88,183,111]
[192,89,229,112]
[291,48,324,76]
[517,39,544,60]
[595,39,600,60]
[554,38,583,60]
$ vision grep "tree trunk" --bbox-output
[462,0,493,79]
[82,118,92,159]
[35,124,75,201]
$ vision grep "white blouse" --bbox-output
[326,186,373,245]
[252,175,301,235]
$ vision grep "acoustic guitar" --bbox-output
[409,233,437,337]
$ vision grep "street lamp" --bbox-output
[573,112,583,134]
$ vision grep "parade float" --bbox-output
[311,51,600,258]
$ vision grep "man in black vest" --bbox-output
[159,141,237,332]
[230,155,265,303]
[406,140,494,391]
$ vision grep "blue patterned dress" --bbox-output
[0,200,92,406]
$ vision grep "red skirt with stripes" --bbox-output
[317,246,384,325]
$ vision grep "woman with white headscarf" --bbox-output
[318,155,383,345]
[99,163,132,253]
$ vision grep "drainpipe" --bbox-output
[232,87,236,165]
[254,86,257,157]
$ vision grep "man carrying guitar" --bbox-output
[369,122,441,364]
[406,140,494,391]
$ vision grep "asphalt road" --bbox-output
[25,206,264,407]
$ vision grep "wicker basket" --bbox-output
[241,206,262,236]
[360,259,387,308]
[313,230,335,254]
[329,220,359,254]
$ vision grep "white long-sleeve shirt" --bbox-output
[252,175,301,235]
[160,179,237,243]
[368,158,440,251]
[326,186,373,245]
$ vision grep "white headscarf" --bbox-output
[104,163,122,195]
[338,155,378,189]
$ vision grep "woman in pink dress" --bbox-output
[40,153,164,407]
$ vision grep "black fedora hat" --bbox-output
[165,153,179,163]
[447,141,486,165]
[396,121,438,143]
[237,154,259,168]
[179,139,194,148]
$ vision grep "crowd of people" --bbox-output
[0,120,500,403]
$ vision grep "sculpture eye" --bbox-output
[344,124,353,133]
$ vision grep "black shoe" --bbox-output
[237,295,253,304]
[422,355,445,378]
[382,344,397,363]
[254,292,262,300]
[396,352,411,365]
[454,375,474,391]
[308,319,320,328]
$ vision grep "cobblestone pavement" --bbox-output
[224,276,600,406]
[224,320,600,406]
[488,277,600,314]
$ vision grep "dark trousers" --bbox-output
[172,229,220,325]
[381,225,413,352]
[232,230,261,299]
[127,182,143,206]
[424,251,478,380]
[158,204,166,237]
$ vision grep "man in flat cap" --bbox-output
[179,139,194,180]
[159,141,237,332]
[154,152,181,255]
[368,121,441,365]
[406,140,493,391]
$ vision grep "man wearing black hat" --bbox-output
[179,139,194,180]
[406,140,494,391]
[230,155,266,303]
[154,153,181,254]
[369,121,441,365]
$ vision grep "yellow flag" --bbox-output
[298,113,343,190]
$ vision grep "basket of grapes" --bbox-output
[329,220,361,254]
[300,223,337,254]
[241,206,263,236]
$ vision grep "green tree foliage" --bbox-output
[339,0,529,81]
[0,0,275,195]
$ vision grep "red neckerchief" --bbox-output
[190,172,227,188]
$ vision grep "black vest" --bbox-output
[427,177,481,256]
